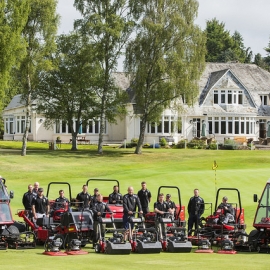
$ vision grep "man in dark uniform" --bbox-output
[217,196,235,224]
[187,188,204,236]
[154,193,173,239]
[123,186,143,241]
[32,188,50,220]
[22,184,35,218]
[51,190,70,218]
[165,194,176,218]
[76,185,91,210]
[92,194,111,248]
[137,181,152,216]
[32,182,39,196]
[90,188,99,209]
[108,185,123,204]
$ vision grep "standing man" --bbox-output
[108,185,123,204]
[165,194,176,218]
[123,186,143,241]
[154,193,173,240]
[90,188,99,209]
[32,182,39,196]
[92,194,111,248]
[76,185,91,210]
[22,184,35,220]
[137,181,152,216]
[187,188,204,236]
[32,188,50,220]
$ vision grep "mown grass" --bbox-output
[1,141,270,269]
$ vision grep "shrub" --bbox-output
[187,139,206,149]
[131,138,138,147]
[209,143,218,150]
[160,137,167,147]
[176,140,186,149]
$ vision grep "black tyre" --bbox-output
[95,243,101,253]
[248,229,260,251]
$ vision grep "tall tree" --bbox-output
[14,0,59,156]
[205,19,253,63]
[124,0,206,154]
[205,18,232,62]
[74,0,133,154]
[36,33,101,151]
[0,0,29,113]
[263,39,270,71]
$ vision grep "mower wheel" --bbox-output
[95,243,101,253]
[54,234,65,249]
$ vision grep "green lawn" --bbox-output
[1,142,270,269]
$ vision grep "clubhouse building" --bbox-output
[3,63,270,145]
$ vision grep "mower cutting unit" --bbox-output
[129,215,162,253]
[95,215,131,254]
[0,177,35,250]
[248,179,270,253]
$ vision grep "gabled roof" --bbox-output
[4,94,25,111]
[200,63,270,91]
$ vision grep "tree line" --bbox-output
[0,1,270,155]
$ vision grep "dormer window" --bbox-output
[260,95,268,105]
[214,90,243,105]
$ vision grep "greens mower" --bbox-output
[129,214,162,253]
[145,186,192,253]
[191,188,247,254]
[94,214,131,254]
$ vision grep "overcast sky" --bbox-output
[57,0,270,68]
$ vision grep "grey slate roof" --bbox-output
[4,94,25,111]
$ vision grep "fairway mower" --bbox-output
[0,177,35,250]
[248,179,270,253]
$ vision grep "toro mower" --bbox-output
[18,181,94,255]
[248,179,270,253]
[191,188,247,254]
[145,186,192,253]
[128,214,162,253]
[94,214,131,254]
[0,177,35,250]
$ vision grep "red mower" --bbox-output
[248,179,270,253]
[145,186,192,253]
[191,188,247,254]
[0,176,35,250]
[94,214,131,254]
[18,181,93,255]
[128,214,162,253]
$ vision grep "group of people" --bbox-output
[21,182,235,243]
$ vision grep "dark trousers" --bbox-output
[188,214,200,235]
